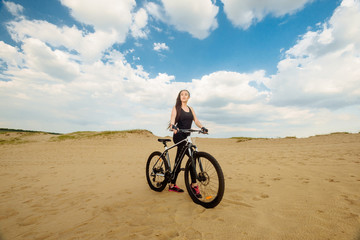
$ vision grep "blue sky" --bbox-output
[135,0,340,81]
[0,0,359,138]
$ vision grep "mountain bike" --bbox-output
[146,129,225,208]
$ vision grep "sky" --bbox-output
[0,0,359,138]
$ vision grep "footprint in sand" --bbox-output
[22,199,33,204]
[33,232,52,240]
[298,177,310,184]
[252,193,269,201]
[228,193,243,201]
[18,215,42,226]
[184,228,201,239]
[223,199,253,207]
[157,229,180,239]
[56,193,66,198]
[258,181,271,187]
[341,195,357,205]
[30,203,43,208]
[204,233,215,238]
[326,178,340,183]
[20,185,31,190]
[346,212,359,219]
[261,193,269,198]
[0,208,19,220]
[138,227,154,237]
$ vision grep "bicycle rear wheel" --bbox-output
[184,151,225,208]
[146,151,169,192]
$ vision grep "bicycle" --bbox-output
[146,129,225,208]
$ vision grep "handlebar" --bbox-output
[178,129,208,134]
[171,124,208,134]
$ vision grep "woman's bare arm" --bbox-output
[170,106,178,134]
[190,107,203,129]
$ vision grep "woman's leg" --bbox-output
[172,142,197,185]
[190,163,197,184]
[171,141,186,184]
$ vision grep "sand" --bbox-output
[0,131,359,240]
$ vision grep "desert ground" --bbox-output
[0,130,359,240]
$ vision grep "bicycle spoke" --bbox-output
[146,152,168,191]
[193,156,221,202]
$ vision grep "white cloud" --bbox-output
[0,41,23,68]
[269,0,360,108]
[60,0,135,33]
[153,42,169,52]
[7,19,81,47]
[3,0,24,17]
[147,0,219,39]
[130,8,149,39]
[6,18,121,63]
[5,0,148,63]
[145,2,166,22]
[21,38,80,82]
[221,0,314,29]
[190,70,270,107]
[57,0,148,61]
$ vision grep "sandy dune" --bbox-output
[0,131,359,239]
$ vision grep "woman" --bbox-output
[169,89,208,198]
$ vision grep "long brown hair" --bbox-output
[168,90,190,129]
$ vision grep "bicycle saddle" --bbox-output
[158,139,171,143]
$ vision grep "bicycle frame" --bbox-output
[154,134,205,183]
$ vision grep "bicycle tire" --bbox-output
[146,151,169,192]
[184,151,225,208]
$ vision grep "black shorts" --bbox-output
[173,131,189,144]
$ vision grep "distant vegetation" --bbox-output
[0,137,29,145]
[51,129,153,141]
[0,128,153,144]
[231,132,357,143]
[314,132,351,137]
[0,128,60,135]
[230,137,267,142]
[0,128,60,145]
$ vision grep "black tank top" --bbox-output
[176,107,193,129]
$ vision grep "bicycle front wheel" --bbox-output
[184,151,225,208]
[146,151,169,192]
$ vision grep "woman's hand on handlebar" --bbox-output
[201,127,208,134]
